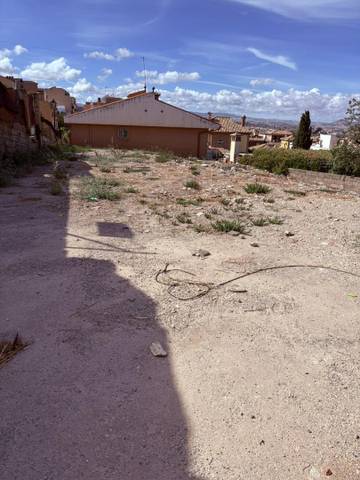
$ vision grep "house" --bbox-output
[64,90,218,158]
[43,87,76,114]
[265,130,293,143]
[209,116,252,153]
[311,133,338,151]
[280,135,294,150]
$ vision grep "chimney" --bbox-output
[240,115,247,127]
[97,97,101,103]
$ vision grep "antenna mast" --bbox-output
[142,56,147,92]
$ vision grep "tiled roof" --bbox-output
[214,116,252,134]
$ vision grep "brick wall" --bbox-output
[0,121,37,163]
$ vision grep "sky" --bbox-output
[1,0,360,120]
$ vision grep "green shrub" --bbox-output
[184,179,201,190]
[242,148,333,175]
[80,177,121,201]
[212,219,247,233]
[244,183,271,194]
[331,143,360,176]
[50,180,63,195]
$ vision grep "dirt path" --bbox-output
[1,150,359,479]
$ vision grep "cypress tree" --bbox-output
[293,110,312,150]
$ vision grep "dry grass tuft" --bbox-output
[0,334,28,367]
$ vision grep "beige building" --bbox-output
[65,90,218,158]
[43,87,76,114]
[209,116,251,153]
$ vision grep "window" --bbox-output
[119,128,128,139]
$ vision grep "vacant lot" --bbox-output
[1,148,360,480]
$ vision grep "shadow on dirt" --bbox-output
[0,158,202,479]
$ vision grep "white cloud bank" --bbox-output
[21,57,81,82]
[136,70,200,84]
[0,44,28,75]
[97,68,112,81]
[247,48,297,70]
[68,79,357,121]
[84,47,133,61]
[250,78,275,87]
[229,0,359,19]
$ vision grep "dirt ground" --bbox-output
[1,148,360,480]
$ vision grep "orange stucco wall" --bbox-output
[68,124,209,158]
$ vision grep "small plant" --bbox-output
[209,207,219,215]
[50,180,63,196]
[235,197,245,204]
[176,197,203,206]
[100,166,112,173]
[244,183,271,194]
[252,217,268,227]
[176,212,193,224]
[125,186,138,193]
[80,177,121,201]
[267,216,284,225]
[284,189,306,197]
[185,179,200,190]
[190,165,200,176]
[0,334,27,366]
[204,212,212,220]
[263,198,275,204]
[221,198,231,206]
[156,151,173,163]
[212,219,247,234]
[193,223,209,233]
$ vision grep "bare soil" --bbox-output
[1,149,360,480]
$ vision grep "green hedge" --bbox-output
[242,146,360,177]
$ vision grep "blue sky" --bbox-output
[1,0,360,120]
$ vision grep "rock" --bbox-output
[285,231,295,237]
[308,466,321,480]
[250,242,259,247]
[192,249,211,258]
[325,469,333,477]
[228,231,240,237]
[150,342,167,357]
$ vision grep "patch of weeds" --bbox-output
[267,216,283,225]
[53,162,67,180]
[320,187,338,194]
[190,165,200,176]
[284,189,306,197]
[204,212,212,220]
[263,198,275,204]
[176,212,193,224]
[244,183,271,195]
[193,223,210,233]
[176,197,203,207]
[156,151,173,163]
[0,334,27,367]
[80,177,121,201]
[125,186,138,194]
[212,219,247,234]
[221,198,231,206]
[235,197,245,204]
[252,217,268,227]
[100,166,112,173]
[123,166,151,174]
[209,207,219,215]
[50,180,63,196]
[184,179,201,190]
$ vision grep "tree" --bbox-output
[346,97,360,145]
[293,110,312,150]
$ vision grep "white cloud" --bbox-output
[97,68,113,81]
[247,48,297,70]
[136,70,200,85]
[228,0,359,19]
[0,56,17,75]
[159,86,356,121]
[0,44,28,74]
[13,45,28,56]
[250,78,275,87]
[21,57,81,82]
[69,78,96,95]
[84,47,134,61]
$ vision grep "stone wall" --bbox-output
[289,168,360,194]
[0,121,37,163]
